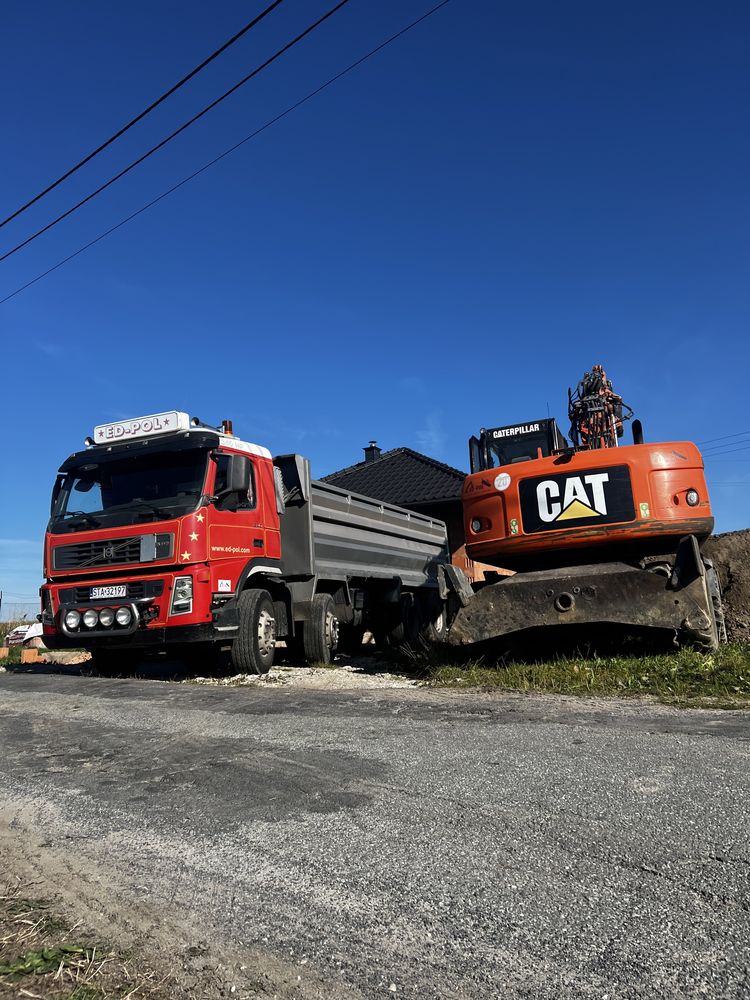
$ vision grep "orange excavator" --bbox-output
[448,366,725,650]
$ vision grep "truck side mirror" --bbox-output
[226,455,252,495]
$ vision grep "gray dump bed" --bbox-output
[274,455,448,588]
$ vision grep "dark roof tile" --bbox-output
[322,448,466,505]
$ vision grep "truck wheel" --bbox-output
[421,599,448,644]
[303,593,339,665]
[231,589,276,675]
[386,593,422,648]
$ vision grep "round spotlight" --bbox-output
[471,518,482,533]
[64,610,81,630]
[115,606,132,626]
[98,608,115,627]
[83,609,99,628]
[686,489,700,507]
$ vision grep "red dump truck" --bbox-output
[41,411,453,674]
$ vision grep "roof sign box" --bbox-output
[93,411,190,444]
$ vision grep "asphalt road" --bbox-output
[1,670,749,999]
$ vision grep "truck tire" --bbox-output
[303,593,339,665]
[420,597,448,644]
[386,593,422,648]
[231,589,276,675]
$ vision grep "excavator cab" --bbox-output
[469,418,568,473]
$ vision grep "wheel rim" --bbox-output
[257,609,276,662]
[325,611,339,652]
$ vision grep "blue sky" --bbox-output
[1,0,748,615]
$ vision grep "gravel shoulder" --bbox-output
[1,670,749,998]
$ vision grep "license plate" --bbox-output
[90,585,127,600]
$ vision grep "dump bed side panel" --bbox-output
[311,480,448,588]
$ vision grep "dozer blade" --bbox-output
[447,542,717,649]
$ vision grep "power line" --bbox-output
[697,429,750,446]
[702,443,750,458]
[702,438,750,453]
[0,0,285,230]
[0,0,452,306]
[0,0,353,264]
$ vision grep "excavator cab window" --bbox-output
[470,419,568,473]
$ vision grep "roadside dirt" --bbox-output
[704,528,750,641]
[190,656,419,690]
[0,816,346,1000]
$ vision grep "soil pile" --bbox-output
[704,529,750,641]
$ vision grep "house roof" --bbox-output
[322,448,466,506]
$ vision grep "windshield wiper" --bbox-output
[130,499,167,518]
[97,499,168,519]
[61,511,100,527]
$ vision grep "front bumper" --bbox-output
[42,570,239,650]
[43,621,220,651]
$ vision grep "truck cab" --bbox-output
[43,412,281,661]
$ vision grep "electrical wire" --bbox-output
[0,0,452,306]
[701,443,750,458]
[0,0,353,264]
[0,0,285,230]
[697,429,750,446]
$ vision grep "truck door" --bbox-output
[208,453,266,582]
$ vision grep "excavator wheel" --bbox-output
[704,560,728,646]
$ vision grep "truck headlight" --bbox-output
[471,519,482,533]
[98,608,115,627]
[115,607,133,626]
[64,610,81,630]
[686,489,700,506]
[171,576,193,615]
[83,609,99,628]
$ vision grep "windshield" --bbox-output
[51,449,209,533]
[482,432,550,469]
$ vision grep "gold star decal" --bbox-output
[180,550,191,561]
[196,511,205,523]
[189,531,199,542]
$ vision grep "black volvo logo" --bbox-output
[103,544,115,559]
[519,464,635,534]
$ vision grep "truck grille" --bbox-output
[59,580,165,605]
[52,533,174,571]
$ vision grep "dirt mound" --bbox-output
[704,529,750,642]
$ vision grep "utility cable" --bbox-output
[0,0,452,305]
[702,443,750,458]
[0,0,285,230]
[0,0,353,264]
[697,429,750,446]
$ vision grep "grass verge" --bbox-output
[0,878,177,999]
[427,642,750,707]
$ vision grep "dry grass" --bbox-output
[0,877,177,1000]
